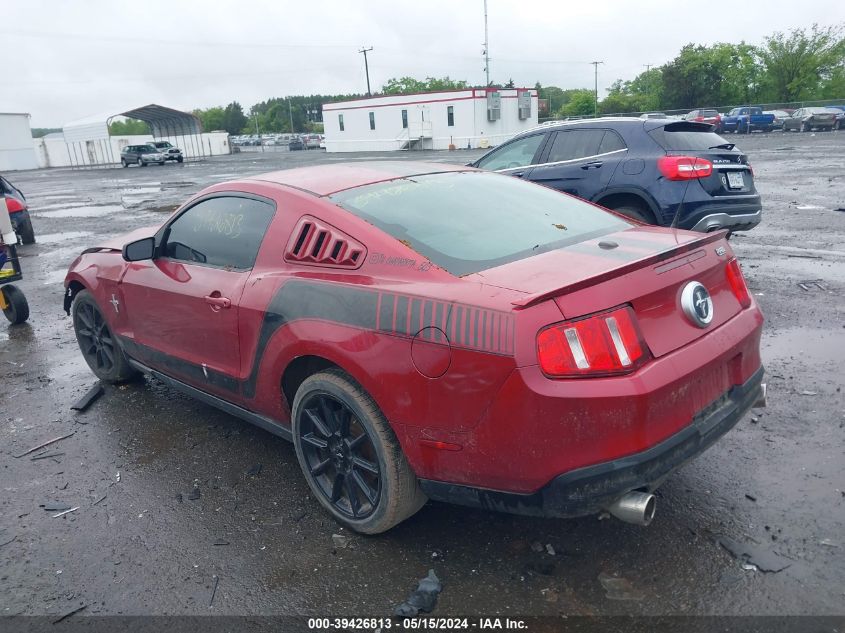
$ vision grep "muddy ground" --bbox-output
[1,133,844,620]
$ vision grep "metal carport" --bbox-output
[62,104,206,168]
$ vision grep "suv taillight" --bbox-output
[658,156,713,180]
[537,305,650,378]
[4,197,25,213]
[726,258,751,308]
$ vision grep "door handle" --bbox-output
[204,294,231,309]
[581,161,603,170]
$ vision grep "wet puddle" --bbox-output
[762,328,845,365]
[36,231,93,244]
[37,205,123,219]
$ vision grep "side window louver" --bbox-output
[285,215,366,269]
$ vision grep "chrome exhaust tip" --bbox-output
[605,491,656,526]
[753,383,767,409]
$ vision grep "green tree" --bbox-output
[758,23,845,101]
[108,119,151,135]
[222,102,248,135]
[660,44,724,109]
[559,89,596,117]
[381,76,469,94]
[192,107,225,132]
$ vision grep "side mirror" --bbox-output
[122,237,156,262]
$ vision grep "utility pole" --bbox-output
[288,99,294,133]
[359,46,373,96]
[590,61,604,118]
[482,0,490,86]
[644,64,653,72]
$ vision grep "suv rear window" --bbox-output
[330,171,630,276]
[649,122,736,151]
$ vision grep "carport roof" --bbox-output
[63,103,202,142]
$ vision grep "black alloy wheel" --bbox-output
[297,392,381,520]
[75,300,117,376]
[71,290,138,382]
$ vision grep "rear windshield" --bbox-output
[330,171,630,276]
[700,110,718,117]
[649,123,737,151]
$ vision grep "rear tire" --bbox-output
[2,285,29,324]
[292,369,427,534]
[800,122,809,132]
[611,204,656,225]
[139,159,147,167]
[72,290,139,383]
[177,156,183,163]
[121,159,128,167]
[18,215,35,245]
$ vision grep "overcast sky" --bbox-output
[5,0,842,127]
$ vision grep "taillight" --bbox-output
[726,258,751,308]
[537,305,650,378]
[657,156,713,180]
[5,197,25,213]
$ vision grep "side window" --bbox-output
[163,196,275,270]
[476,134,545,171]
[401,109,408,129]
[447,106,455,127]
[338,114,344,132]
[546,129,605,163]
[598,130,626,154]
[369,112,375,130]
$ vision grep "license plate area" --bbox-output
[727,171,745,189]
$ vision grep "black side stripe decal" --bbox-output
[121,279,515,401]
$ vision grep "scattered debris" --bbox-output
[92,495,107,506]
[745,494,757,502]
[797,280,828,291]
[30,451,65,461]
[14,432,75,459]
[598,572,645,601]
[213,539,230,546]
[800,390,818,396]
[741,563,758,571]
[209,575,219,607]
[53,507,80,518]
[71,383,104,412]
[116,472,121,483]
[717,536,791,573]
[52,604,87,624]
[246,463,262,476]
[188,486,201,501]
[394,570,442,617]
[545,543,556,556]
[819,539,840,548]
[332,534,349,549]
[40,502,72,512]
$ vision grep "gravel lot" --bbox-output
[1,132,844,621]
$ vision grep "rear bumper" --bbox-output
[420,366,764,518]
[690,208,762,232]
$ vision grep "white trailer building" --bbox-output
[322,88,538,153]
[0,113,38,171]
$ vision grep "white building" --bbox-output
[322,88,538,153]
[0,113,39,171]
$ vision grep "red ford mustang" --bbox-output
[63,162,765,533]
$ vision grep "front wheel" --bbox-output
[139,160,147,167]
[121,159,128,167]
[72,290,139,383]
[1,285,29,324]
[177,156,183,163]
[292,369,427,534]
[800,122,809,132]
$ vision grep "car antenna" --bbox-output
[669,178,693,231]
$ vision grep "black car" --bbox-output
[471,118,762,233]
[148,141,184,162]
[120,144,166,167]
[288,136,305,151]
[1,175,34,244]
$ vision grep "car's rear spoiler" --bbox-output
[510,230,727,309]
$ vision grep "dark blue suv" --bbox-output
[471,118,762,233]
